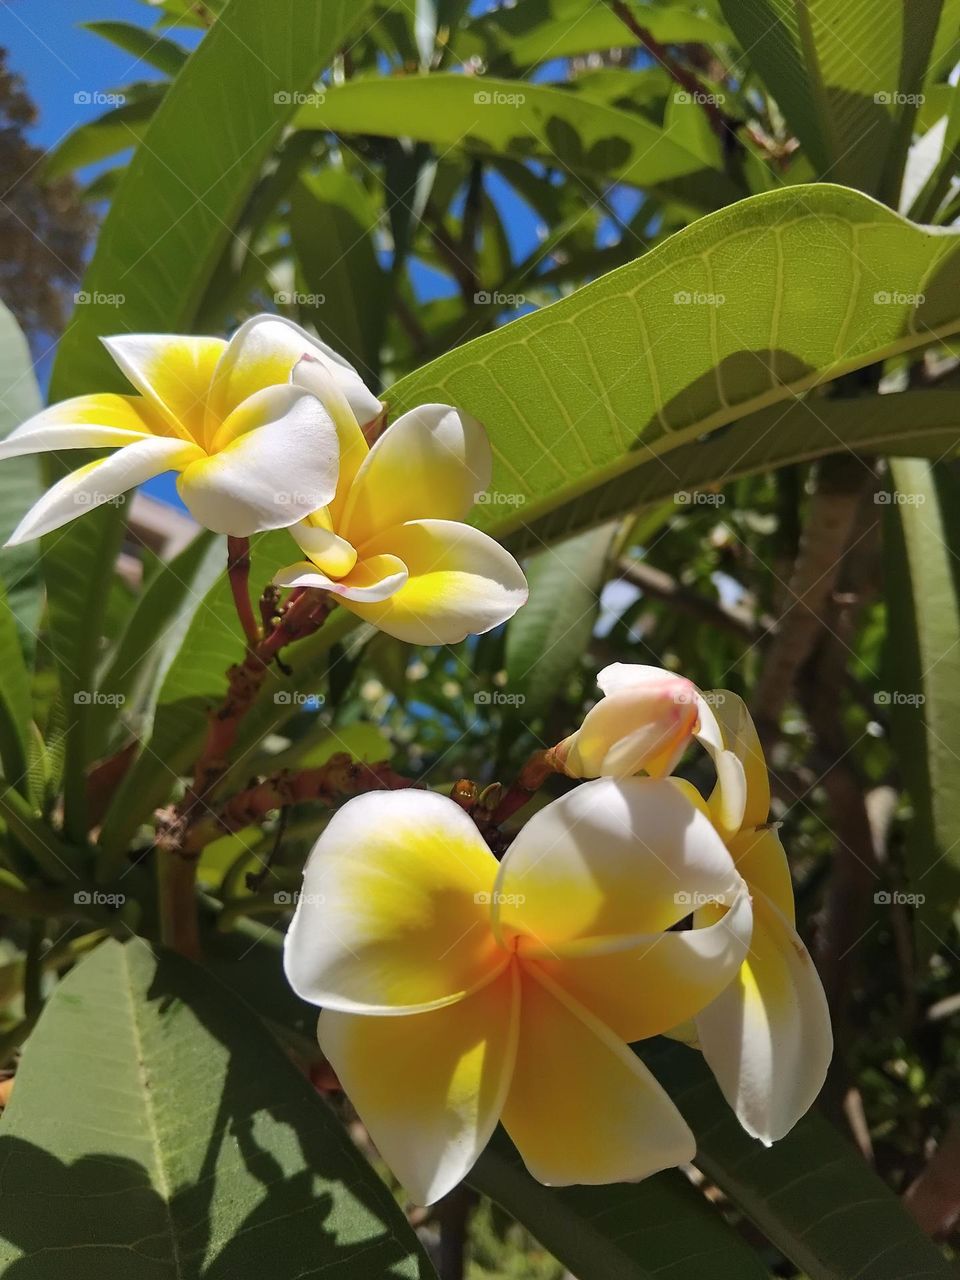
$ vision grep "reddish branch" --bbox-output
[183,755,415,854]
[157,581,335,958]
[227,536,260,646]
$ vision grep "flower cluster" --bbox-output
[0,315,527,644]
[285,663,832,1204]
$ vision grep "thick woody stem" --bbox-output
[227,536,259,646]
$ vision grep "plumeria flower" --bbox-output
[0,315,382,543]
[556,663,747,834]
[272,371,527,644]
[284,780,753,1204]
[687,692,833,1143]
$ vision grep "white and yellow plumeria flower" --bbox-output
[558,662,747,834]
[272,372,527,644]
[284,779,753,1204]
[0,315,383,543]
[689,691,833,1143]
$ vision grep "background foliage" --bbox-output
[0,0,959,1276]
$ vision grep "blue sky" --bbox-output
[3,1,637,509]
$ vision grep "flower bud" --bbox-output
[560,664,700,779]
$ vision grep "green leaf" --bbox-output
[295,74,739,198]
[87,531,218,760]
[385,185,960,554]
[81,20,188,77]
[515,387,960,550]
[639,1040,954,1280]
[884,457,960,953]
[42,504,126,843]
[0,301,43,655]
[41,87,167,181]
[0,580,31,795]
[291,167,387,385]
[468,1130,768,1280]
[51,0,378,401]
[458,0,732,70]
[719,0,941,200]
[96,532,357,872]
[0,937,435,1278]
[505,525,615,717]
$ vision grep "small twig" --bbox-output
[184,755,415,854]
[618,557,775,640]
[606,0,736,144]
[490,749,562,827]
[227,536,260,646]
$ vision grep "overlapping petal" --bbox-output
[273,553,408,602]
[694,892,833,1143]
[340,519,528,644]
[527,889,753,1042]
[501,966,695,1186]
[6,436,201,544]
[0,393,166,458]
[102,334,226,445]
[493,776,743,944]
[177,386,339,535]
[318,964,520,1206]
[284,790,504,1014]
[206,313,382,429]
[340,404,492,545]
[707,690,771,837]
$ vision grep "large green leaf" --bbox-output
[505,525,615,717]
[0,301,43,654]
[42,87,167,182]
[52,0,376,401]
[86,531,219,761]
[0,938,435,1278]
[295,74,739,200]
[291,168,387,385]
[515,388,960,549]
[884,457,960,953]
[719,0,941,200]
[640,1040,954,1280]
[42,503,126,842]
[384,186,960,554]
[469,1130,768,1280]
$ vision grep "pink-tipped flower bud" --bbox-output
[561,664,701,779]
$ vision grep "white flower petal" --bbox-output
[318,963,519,1206]
[6,436,201,544]
[101,333,226,443]
[340,404,492,543]
[283,789,503,1015]
[502,965,694,1186]
[342,519,527,645]
[177,385,339,536]
[273,553,408,602]
[493,776,742,945]
[208,313,382,427]
[695,891,833,1143]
